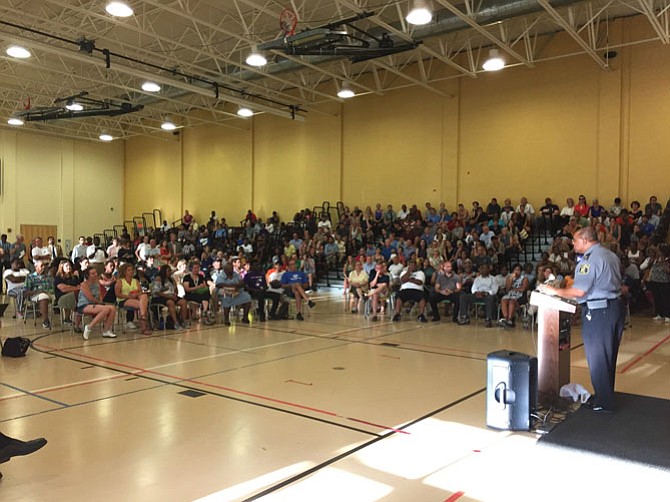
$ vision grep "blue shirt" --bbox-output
[573,243,621,303]
[281,270,308,285]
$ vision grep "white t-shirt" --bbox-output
[399,269,425,291]
[3,268,29,292]
[31,246,50,261]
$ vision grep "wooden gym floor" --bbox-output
[1,290,668,501]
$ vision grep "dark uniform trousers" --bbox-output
[580,298,625,410]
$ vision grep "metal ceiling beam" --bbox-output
[536,0,610,69]
[0,31,305,121]
[433,0,534,67]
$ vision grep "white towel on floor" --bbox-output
[559,383,591,403]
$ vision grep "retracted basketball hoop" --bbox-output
[279,8,298,36]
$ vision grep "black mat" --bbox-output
[538,392,670,471]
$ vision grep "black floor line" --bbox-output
[28,333,381,437]
[243,387,487,501]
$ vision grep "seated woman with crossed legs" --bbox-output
[77,268,117,340]
[115,263,152,335]
[499,263,529,328]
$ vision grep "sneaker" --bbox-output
[308,300,316,309]
[42,320,51,329]
[305,288,312,294]
[371,315,379,322]
[82,325,91,340]
[296,313,304,321]
[174,323,183,330]
[431,316,441,322]
[665,318,670,323]
[497,318,507,326]
[392,313,401,322]
[63,320,73,327]
[102,330,117,338]
[418,314,428,323]
[485,319,493,328]
[126,321,138,330]
[457,317,470,325]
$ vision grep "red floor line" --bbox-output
[0,372,131,403]
[620,333,670,374]
[35,342,407,434]
[444,491,465,502]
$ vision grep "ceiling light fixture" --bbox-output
[99,133,114,142]
[6,45,31,58]
[482,48,505,71]
[141,81,161,92]
[105,1,134,17]
[406,0,433,26]
[7,117,24,126]
[237,106,254,118]
[65,101,84,111]
[245,47,267,67]
[337,84,355,99]
[161,120,177,131]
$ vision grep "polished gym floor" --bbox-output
[1,290,668,501]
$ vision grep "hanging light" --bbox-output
[6,45,31,59]
[7,117,24,126]
[161,120,177,131]
[245,47,267,67]
[482,48,505,71]
[99,133,114,142]
[237,106,254,118]
[141,81,161,92]
[105,1,134,17]
[406,0,432,26]
[337,84,355,99]
[65,101,84,111]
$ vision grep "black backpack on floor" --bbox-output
[1,337,31,357]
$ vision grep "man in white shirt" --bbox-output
[387,254,404,290]
[3,258,29,317]
[71,236,88,261]
[458,264,499,327]
[30,237,51,267]
[392,260,428,323]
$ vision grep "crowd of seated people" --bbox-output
[5,194,669,335]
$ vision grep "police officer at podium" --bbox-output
[539,226,624,412]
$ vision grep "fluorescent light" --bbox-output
[406,1,432,26]
[7,117,24,126]
[99,134,114,142]
[106,1,134,17]
[6,45,31,58]
[237,107,254,118]
[337,87,355,99]
[65,102,84,111]
[161,120,177,131]
[482,49,505,71]
[246,49,267,67]
[141,81,161,92]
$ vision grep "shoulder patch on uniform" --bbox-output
[578,263,590,275]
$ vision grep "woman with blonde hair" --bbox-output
[115,263,152,335]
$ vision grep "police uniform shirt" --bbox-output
[573,243,621,304]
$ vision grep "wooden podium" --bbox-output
[529,291,576,406]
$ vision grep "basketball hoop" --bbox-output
[279,8,298,36]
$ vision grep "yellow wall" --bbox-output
[123,15,670,221]
[0,129,123,251]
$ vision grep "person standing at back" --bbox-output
[540,226,624,412]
